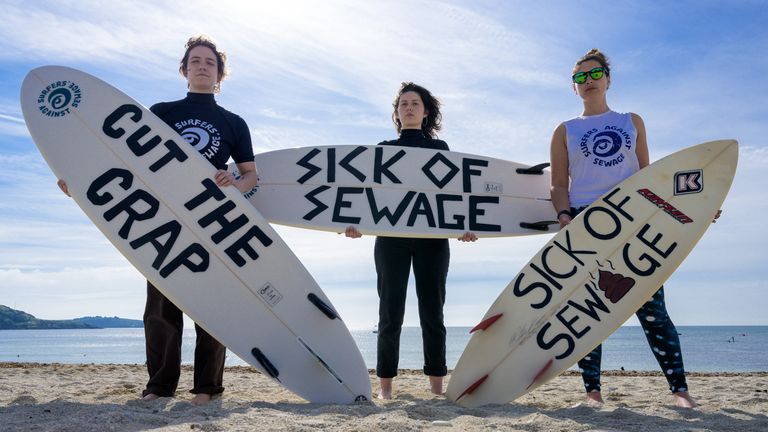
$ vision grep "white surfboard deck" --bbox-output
[231,146,557,238]
[445,140,738,407]
[21,66,371,403]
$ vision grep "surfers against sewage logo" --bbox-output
[37,80,82,117]
[579,126,632,167]
[174,119,222,160]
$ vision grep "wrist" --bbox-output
[557,209,573,220]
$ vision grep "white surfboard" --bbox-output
[231,146,557,238]
[445,140,738,407]
[21,66,371,403]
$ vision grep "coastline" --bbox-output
[2,362,766,431]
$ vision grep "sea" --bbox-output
[1,326,765,372]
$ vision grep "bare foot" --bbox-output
[585,391,604,406]
[141,393,160,401]
[429,376,443,395]
[674,391,697,408]
[191,393,212,405]
[378,378,393,400]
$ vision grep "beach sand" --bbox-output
[1,363,766,431]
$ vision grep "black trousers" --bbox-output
[374,237,449,378]
[142,282,226,397]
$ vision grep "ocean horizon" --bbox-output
[1,325,765,372]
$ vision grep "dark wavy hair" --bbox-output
[391,82,442,138]
[179,35,228,93]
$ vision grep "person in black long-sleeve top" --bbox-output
[58,35,258,405]
[346,82,476,399]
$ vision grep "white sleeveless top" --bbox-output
[564,110,640,207]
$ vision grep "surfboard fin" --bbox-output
[516,162,550,175]
[470,313,503,333]
[307,293,339,320]
[251,347,280,382]
[526,358,554,389]
[297,337,344,384]
[456,374,489,401]
[519,220,558,231]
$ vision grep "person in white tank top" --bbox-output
[548,49,697,409]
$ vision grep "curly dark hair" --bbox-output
[179,35,228,93]
[391,82,442,139]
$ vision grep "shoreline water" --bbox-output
[2,325,766,372]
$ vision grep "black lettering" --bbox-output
[338,146,367,182]
[536,323,575,360]
[303,185,330,221]
[224,226,274,267]
[103,189,160,239]
[129,221,182,270]
[296,148,322,184]
[556,305,590,339]
[636,223,677,259]
[197,201,249,244]
[332,187,363,224]
[126,125,161,156]
[87,168,133,206]
[551,230,597,268]
[435,194,465,229]
[407,193,436,227]
[623,242,662,276]
[512,271,553,309]
[583,206,621,240]
[468,195,500,231]
[602,188,633,221]
[567,282,610,323]
[541,245,577,279]
[374,147,404,184]
[462,158,488,193]
[327,148,335,183]
[102,104,141,139]
[159,243,209,277]
[185,178,226,210]
[149,140,188,172]
[366,188,415,225]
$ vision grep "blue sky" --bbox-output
[1,0,766,328]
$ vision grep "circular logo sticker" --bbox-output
[37,80,82,118]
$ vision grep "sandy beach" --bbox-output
[1,363,766,431]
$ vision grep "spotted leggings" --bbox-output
[577,286,689,394]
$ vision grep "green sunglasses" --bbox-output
[572,67,607,84]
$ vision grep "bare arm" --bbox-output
[631,113,650,169]
[549,123,572,227]
[214,161,258,193]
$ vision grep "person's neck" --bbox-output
[581,99,610,117]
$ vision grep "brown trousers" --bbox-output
[142,282,226,397]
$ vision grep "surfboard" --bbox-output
[445,140,738,407]
[231,146,557,238]
[20,66,371,403]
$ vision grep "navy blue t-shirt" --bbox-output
[150,92,254,170]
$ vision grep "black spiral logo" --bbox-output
[592,131,622,157]
[47,88,72,110]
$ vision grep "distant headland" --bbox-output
[0,305,142,330]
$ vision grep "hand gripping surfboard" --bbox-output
[446,140,737,407]
[21,66,371,403]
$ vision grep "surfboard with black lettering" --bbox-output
[445,140,738,407]
[21,66,371,403]
[231,146,557,238]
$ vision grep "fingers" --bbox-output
[214,169,236,187]
[344,226,362,238]
[458,232,478,242]
[57,179,71,197]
